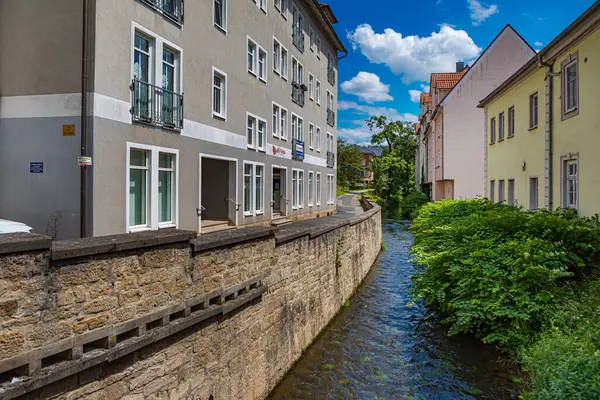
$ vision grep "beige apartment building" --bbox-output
[0,0,345,239]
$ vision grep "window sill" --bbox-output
[255,211,264,216]
[214,23,227,35]
[129,226,152,233]
[258,77,267,84]
[561,108,579,121]
[528,125,538,131]
[243,212,254,217]
[248,70,257,77]
[158,223,177,229]
[213,113,226,121]
[273,69,280,76]
[507,134,514,139]
[489,142,495,145]
[498,139,504,142]
[282,76,288,81]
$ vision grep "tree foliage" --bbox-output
[410,199,600,398]
[336,138,363,190]
[366,116,417,201]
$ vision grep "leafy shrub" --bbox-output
[400,191,429,219]
[410,199,600,397]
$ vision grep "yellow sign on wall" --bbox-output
[62,124,75,136]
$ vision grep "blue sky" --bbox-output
[330,0,596,144]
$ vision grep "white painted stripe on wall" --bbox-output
[93,93,131,124]
[0,93,81,118]
[182,119,247,149]
[0,93,336,169]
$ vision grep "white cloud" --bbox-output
[339,100,418,123]
[338,126,375,144]
[409,84,431,103]
[467,0,498,26]
[347,24,481,83]
[534,41,543,47]
[340,72,394,103]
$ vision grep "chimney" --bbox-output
[456,61,465,72]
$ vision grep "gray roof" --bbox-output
[359,146,384,157]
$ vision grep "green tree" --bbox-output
[336,138,363,190]
[366,116,416,201]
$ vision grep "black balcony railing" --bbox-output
[326,151,335,168]
[140,0,184,23]
[327,108,335,127]
[292,82,305,107]
[131,79,184,130]
[327,67,335,86]
[292,26,304,52]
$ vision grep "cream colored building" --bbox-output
[480,2,600,216]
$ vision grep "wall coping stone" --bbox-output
[190,227,277,253]
[0,232,52,255]
[51,229,197,261]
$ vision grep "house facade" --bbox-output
[418,25,535,201]
[0,0,345,239]
[480,2,600,216]
[358,146,382,185]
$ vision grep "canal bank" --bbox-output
[269,219,522,399]
[0,195,381,399]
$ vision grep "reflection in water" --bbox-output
[268,220,521,400]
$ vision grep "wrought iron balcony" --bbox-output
[292,82,305,107]
[140,0,184,24]
[292,26,304,52]
[326,151,335,168]
[327,108,335,127]
[130,79,184,130]
[327,67,335,86]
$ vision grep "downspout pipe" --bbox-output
[80,0,89,237]
[538,54,555,211]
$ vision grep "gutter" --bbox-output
[80,0,89,237]
[539,54,559,211]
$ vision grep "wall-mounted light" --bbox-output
[522,160,527,171]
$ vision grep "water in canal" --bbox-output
[269,220,522,400]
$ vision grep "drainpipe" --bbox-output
[80,0,89,237]
[539,54,557,211]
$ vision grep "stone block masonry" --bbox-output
[0,199,382,400]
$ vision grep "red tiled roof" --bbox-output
[319,3,338,24]
[430,68,469,91]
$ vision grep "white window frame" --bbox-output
[126,142,179,232]
[130,23,183,108]
[326,174,335,205]
[272,102,288,139]
[316,127,321,152]
[309,26,315,52]
[308,73,314,101]
[326,90,334,110]
[212,67,227,120]
[308,123,314,150]
[292,56,304,85]
[246,112,267,151]
[308,171,314,207]
[291,113,304,141]
[561,154,579,210]
[316,80,321,105]
[213,0,228,33]
[315,35,321,58]
[258,45,267,83]
[563,58,578,113]
[243,161,266,217]
[316,172,321,206]
[273,37,281,75]
[281,44,289,80]
[247,37,257,76]
[327,132,334,152]
[292,168,304,210]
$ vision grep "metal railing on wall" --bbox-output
[131,79,184,130]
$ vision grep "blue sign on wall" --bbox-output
[292,139,304,161]
[30,162,44,174]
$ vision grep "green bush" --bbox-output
[399,191,429,219]
[410,199,600,398]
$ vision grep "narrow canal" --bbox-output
[269,219,521,400]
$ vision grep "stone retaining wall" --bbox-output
[0,201,382,400]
